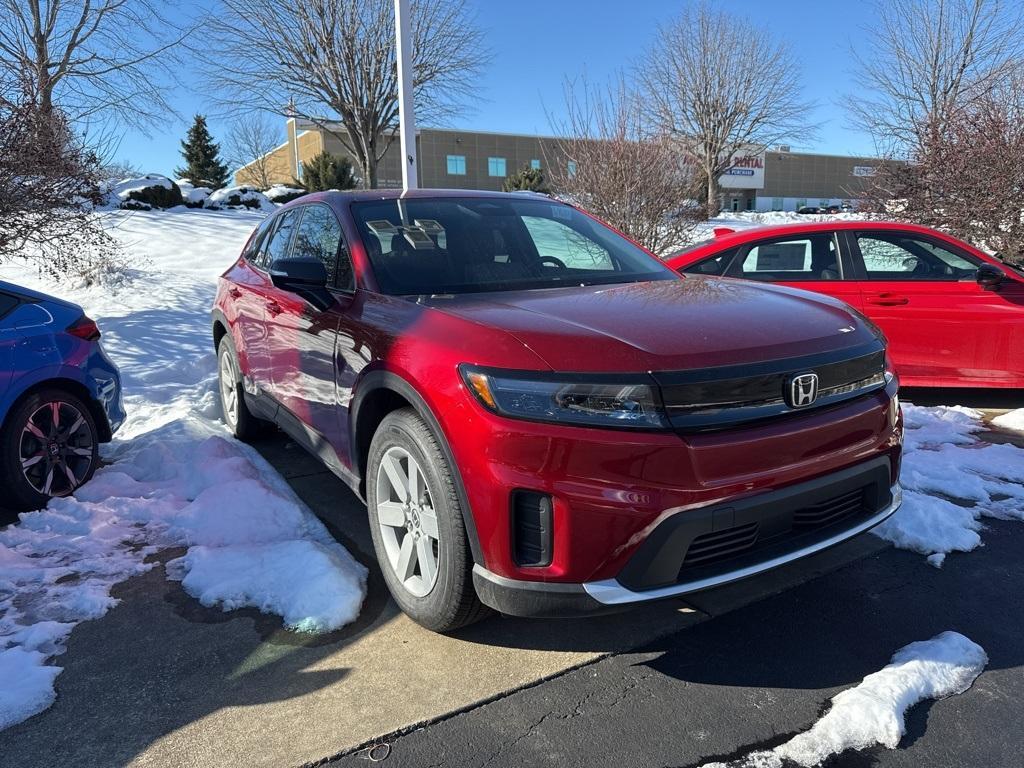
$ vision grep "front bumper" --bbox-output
[472,466,902,618]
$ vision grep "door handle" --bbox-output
[266,301,283,316]
[228,287,242,299]
[865,294,909,306]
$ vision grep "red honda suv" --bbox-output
[212,190,903,632]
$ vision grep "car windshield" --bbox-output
[351,197,677,295]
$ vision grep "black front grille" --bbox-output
[793,487,867,529]
[682,522,759,566]
[675,483,876,576]
[653,341,887,432]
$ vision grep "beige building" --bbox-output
[236,117,883,212]
[236,117,567,191]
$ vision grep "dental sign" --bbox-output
[719,150,766,189]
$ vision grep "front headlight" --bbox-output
[460,365,669,429]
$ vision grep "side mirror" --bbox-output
[976,263,1005,290]
[269,257,328,292]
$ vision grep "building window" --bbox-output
[772,197,783,211]
[446,155,466,175]
[530,159,541,170]
[567,160,577,177]
[488,157,507,177]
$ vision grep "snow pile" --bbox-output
[205,185,275,212]
[264,184,307,203]
[106,174,181,210]
[991,408,1024,432]
[175,179,212,207]
[702,631,987,768]
[872,404,1024,561]
[0,208,366,731]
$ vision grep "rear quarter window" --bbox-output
[0,292,19,320]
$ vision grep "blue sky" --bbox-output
[120,0,880,176]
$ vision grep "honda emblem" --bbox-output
[787,372,819,408]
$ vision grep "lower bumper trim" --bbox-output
[582,483,902,606]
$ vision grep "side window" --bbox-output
[0,292,19,320]
[728,233,841,281]
[291,205,353,289]
[684,248,739,276]
[522,216,614,270]
[262,209,300,268]
[244,215,276,268]
[856,234,979,281]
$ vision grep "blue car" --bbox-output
[0,280,125,511]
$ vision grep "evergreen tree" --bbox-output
[502,164,550,194]
[302,151,357,191]
[175,115,230,189]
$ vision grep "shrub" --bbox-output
[302,151,357,191]
[125,183,183,209]
[503,165,550,194]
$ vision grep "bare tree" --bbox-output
[864,76,1024,268]
[849,0,1024,158]
[225,116,283,189]
[202,0,488,188]
[0,82,117,280]
[638,1,812,215]
[0,1,198,132]
[547,79,704,256]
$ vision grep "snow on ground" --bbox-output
[992,408,1024,432]
[872,404,1024,562]
[702,631,987,768]
[0,208,366,731]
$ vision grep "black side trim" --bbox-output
[471,566,615,618]
[350,370,484,565]
[271,398,361,493]
[617,456,892,592]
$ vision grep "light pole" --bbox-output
[395,0,418,191]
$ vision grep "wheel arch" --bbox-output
[2,377,112,442]
[351,370,483,564]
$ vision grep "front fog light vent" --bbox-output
[512,491,553,567]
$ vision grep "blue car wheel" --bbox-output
[0,388,100,511]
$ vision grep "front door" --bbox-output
[264,204,357,473]
[847,230,1024,386]
[724,230,864,310]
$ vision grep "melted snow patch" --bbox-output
[701,631,987,768]
[872,404,1024,560]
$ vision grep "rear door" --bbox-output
[265,204,358,473]
[0,290,21,398]
[238,209,301,395]
[846,230,1022,386]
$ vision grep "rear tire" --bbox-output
[217,334,265,441]
[367,408,488,632]
[0,388,100,511]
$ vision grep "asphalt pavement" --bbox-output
[328,516,1024,768]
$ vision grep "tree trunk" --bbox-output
[706,168,719,216]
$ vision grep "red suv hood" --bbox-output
[424,277,877,372]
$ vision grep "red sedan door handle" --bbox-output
[266,300,283,317]
[865,294,909,306]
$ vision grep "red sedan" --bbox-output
[667,221,1024,388]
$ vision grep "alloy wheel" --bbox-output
[19,400,95,497]
[375,446,441,598]
[219,348,239,427]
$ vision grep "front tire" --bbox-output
[0,389,100,511]
[367,408,488,632]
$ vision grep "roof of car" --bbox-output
[299,188,555,205]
